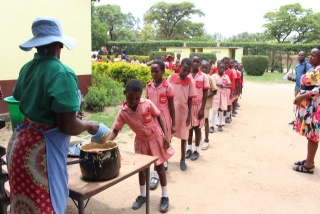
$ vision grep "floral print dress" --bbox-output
[294,65,320,142]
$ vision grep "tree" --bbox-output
[143,1,204,40]
[92,4,137,42]
[226,32,268,42]
[138,26,156,41]
[91,18,108,50]
[263,3,320,43]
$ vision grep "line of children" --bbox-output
[107,56,244,213]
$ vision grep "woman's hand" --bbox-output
[87,121,99,135]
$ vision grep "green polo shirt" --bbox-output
[13,53,80,125]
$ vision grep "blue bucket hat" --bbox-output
[19,17,76,51]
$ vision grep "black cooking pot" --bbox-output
[79,142,121,181]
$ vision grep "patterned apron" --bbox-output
[7,119,70,214]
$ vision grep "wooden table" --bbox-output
[67,150,158,214]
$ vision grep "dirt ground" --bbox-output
[1,82,320,214]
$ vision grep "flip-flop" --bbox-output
[292,165,315,174]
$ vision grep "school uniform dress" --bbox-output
[188,70,211,127]
[168,74,196,140]
[212,73,231,111]
[295,65,320,142]
[146,79,175,140]
[205,74,217,118]
[113,99,173,166]
[209,66,218,75]
[224,69,235,106]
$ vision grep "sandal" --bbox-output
[292,165,315,174]
[294,160,314,166]
[294,160,306,166]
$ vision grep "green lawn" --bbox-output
[244,71,292,84]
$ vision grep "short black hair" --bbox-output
[181,58,193,67]
[125,79,143,93]
[191,54,201,60]
[151,60,165,70]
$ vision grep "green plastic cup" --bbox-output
[4,96,24,131]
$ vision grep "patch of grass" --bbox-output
[244,71,292,84]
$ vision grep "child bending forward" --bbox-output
[108,79,173,213]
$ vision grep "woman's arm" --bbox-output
[168,97,176,134]
[55,112,99,135]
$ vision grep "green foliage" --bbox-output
[144,2,204,40]
[92,62,174,86]
[242,55,269,76]
[263,3,320,44]
[189,53,217,63]
[83,71,124,112]
[149,51,175,60]
[105,40,318,72]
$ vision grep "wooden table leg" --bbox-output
[145,166,150,214]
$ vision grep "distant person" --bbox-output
[209,59,218,75]
[97,55,103,62]
[292,46,320,174]
[106,54,111,63]
[121,50,128,60]
[161,55,166,62]
[114,53,121,62]
[212,61,231,132]
[287,51,312,125]
[200,60,217,150]
[173,59,181,73]
[131,55,140,65]
[141,58,147,66]
[107,79,173,212]
[91,53,97,62]
[165,54,174,70]
[147,56,157,66]
[98,46,108,55]
[175,53,181,63]
[168,58,196,171]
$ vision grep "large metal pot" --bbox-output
[79,141,121,181]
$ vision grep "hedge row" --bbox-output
[91,62,174,86]
[105,41,318,56]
